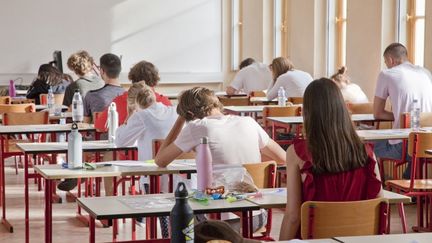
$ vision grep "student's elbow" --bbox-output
[226,86,236,95]
[154,156,168,168]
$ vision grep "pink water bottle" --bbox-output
[9,80,16,97]
[196,137,213,192]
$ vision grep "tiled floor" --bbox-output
[0,158,420,242]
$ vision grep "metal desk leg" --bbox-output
[45,178,53,243]
[241,211,249,238]
[0,136,13,233]
[25,154,30,242]
[89,216,96,243]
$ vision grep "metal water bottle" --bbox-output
[72,90,83,122]
[67,122,82,169]
[108,102,119,143]
[195,137,213,192]
[8,80,16,97]
[170,182,194,243]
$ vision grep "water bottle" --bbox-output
[411,99,420,131]
[72,89,83,122]
[47,87,54,114]
[195,137,213,192]
[108,102,119,143]
[170,182,194,243]
[277,86,287,106]
[8,80,16,97]
[67,122,83,169]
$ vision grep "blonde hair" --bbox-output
[330,66,351,88]
[271,57,294,82]
[177,87,223,121]
[67,51,94,76]
[127,81,155,109]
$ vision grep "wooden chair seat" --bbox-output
[386,179,432,191]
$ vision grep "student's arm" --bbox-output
[372,153,384,197]
[226,86,238,95]
[154,116,186,167]
[373,96,394,121]
[279,146,302,240]
[266,78,280,100]
[260,139,286,164]
[115,112,144,147]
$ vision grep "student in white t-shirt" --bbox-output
[226,58,272,95]
[373,43,432,178]
[266,57,313,100]
[115,81,178,162]
[330,66,369,104]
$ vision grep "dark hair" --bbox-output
[303,78,368,174]
[239,58,256,70]
[271,57,294,82]
[177,87,223,121]
[128,61,160,86]
[383,43,408,60]
[100,53,121,79]
[37,64,73,86]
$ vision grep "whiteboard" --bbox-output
[0,0,222,80]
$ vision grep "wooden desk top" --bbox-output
[34,160,196,180]
[269,114,390,125]
[0,123,94,134]
[356,128,411,141]
[16,140,137,154]
[77,193,259,220]
[245,188,410,208]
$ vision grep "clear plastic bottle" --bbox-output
[47,87,54,114]
[170,182,194,243]
[277,86,287,106]
[72,89,83,122]
[108,102,119,143]
[195,137,213,192]
[411,99,420,131]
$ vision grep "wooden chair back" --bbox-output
[408,132,432,159]
[3,111,49,125]
[219,96,250,106]
[347,102,373,114]
[262,105,301,129]
[152,139,195,159]
[250,91,266,97]
[10,98,35,104]
[400,112,432,128]
[300,198,389,239]
[288,97,303,105]
[0,103,35,114]
[40,93,65,105]
[0,96,11,104]
[243,161,277,189]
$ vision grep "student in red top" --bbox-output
[279,78,383,240]
[94,60,171,132]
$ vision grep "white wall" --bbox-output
[0,0,223,85]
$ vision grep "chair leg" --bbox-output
[397,203,407,233]
[14,156,18,175]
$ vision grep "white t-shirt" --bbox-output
[266,69,313,100]
[115,103,178,161]
[174,115,270,166]
[375,62,432,143]
[341,83,369,104]
[229,62,272,94]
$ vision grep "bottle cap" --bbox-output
[75,89,80,93]
[174,182,189,198]
[200,137,209,144]
[71,122,78,130]
[109,102,117,111]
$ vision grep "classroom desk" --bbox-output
[249,97,277,105]
[0,123,95,234]
[17,141,138,243]
[34,161,197,243]
[0,112,72,124]
[77,193,259,243]
[35,104,68,111]
[275,233,432,243]
[223,105,275,116]
[269,114,389,126]
[165,91,247,100]
[356,128,412,141]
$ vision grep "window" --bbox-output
[398,0,425,66]
[327,0,347,75]
[274,0,288,57]
[231,0,242,70]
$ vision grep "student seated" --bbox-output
[94,60,171,133]
[155,87,286,231]
[279,78,383,240]
[330,66,368,104]
[26,63,73,104]
[226,58,272,95]
[63,50,104,107]
[266,57,313,101]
